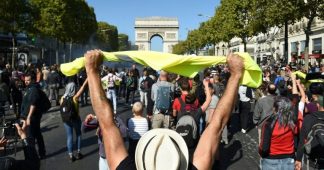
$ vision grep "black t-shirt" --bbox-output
[116,156,198,170]
[21,85,41,118]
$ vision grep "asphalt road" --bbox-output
[4,96,263,170]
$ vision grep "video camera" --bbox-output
[1,120,23,139]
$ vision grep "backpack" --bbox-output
[175,97,198,148]
[107,75,115,88]
[121,74,127,84]
[304,115,324,158]
[259,114,277,158]
[155,85,172,114]
[126,77,135,89]
[60,96,78,122]
[38,89,51,113]
[195,82,206,105]
[214,82,225,98]
[114,115,128,139]
[140,77,150,92]
[275,77,285,89]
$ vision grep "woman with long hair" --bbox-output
[260,96,303,170]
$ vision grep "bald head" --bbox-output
[268,83,277,95]
[159,70,168,81]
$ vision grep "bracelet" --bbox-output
[22,138,29,147]
[21,138,33,147]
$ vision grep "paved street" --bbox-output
[5,97,262,170]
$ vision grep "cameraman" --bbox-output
[0,120,40,170]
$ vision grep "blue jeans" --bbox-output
[106,89,117,113]
[99,157,109,170]
[261,158,294,170]
[64,118,82,154]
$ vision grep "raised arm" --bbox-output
[296,79,306,103]
[73,78,88,101]
[84,50,128,169]
[291,72,298,95]
[193,53,243,170]
[200,79,212,113]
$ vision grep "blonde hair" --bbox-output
[132,102,143,115]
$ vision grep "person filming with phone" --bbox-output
[0,120,40,170]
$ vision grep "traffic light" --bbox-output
[31,37,36,44]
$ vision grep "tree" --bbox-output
[299,0,324,50]
[118,34,130,51]
[261,0,302,64]
[65,0,97,44]
[96,22,119,51]
[31,0,98,63]
[172,41,187,55]
[218,0,267,52]
[64,0,97,61]
[297,0,324,70]
[186,29,205,55]
[0,0,34,66]
[31,0,71,64]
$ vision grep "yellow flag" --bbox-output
[60,51,262,88]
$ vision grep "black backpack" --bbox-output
[175,97,198,148]
[140,77,151,92]
[259,114,277,158]
[304,114,324,158]
[38,89,51,113]
[195,82,206,105]
[60,96,77,122]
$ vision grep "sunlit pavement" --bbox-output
[7,96,263,170]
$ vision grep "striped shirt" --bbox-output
[128,118,149,140]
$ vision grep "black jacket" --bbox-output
[296,111,324,161]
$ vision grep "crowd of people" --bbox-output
[0,52,323,170]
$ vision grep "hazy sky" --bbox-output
[86,0,220,51]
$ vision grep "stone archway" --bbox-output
[135,17,179,53]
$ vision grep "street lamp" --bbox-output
[197,14,212,19]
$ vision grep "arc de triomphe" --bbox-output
[135,17,179,53]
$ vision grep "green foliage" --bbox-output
[30,0,97,43]
[118,34,130,51]
[298,0,324,48]
[96,22,119,51]
[172,41,187,55]
[0,0,34,35]
[65,0,97,43]
[261,0,302,28]
[220,0,266,42]
[186,29,205,54]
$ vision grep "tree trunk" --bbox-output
[56,39,59,64]
[11,37,16,67]
[41,47,44,60]
[284,20,289,65]
[63,42,66,63]
[242,36,247,52]
[304,16,315,72]
[69,41,73,62]
[244,41,247,52]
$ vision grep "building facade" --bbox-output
[214,17,324,65]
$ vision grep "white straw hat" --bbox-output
[135,129,189,170]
